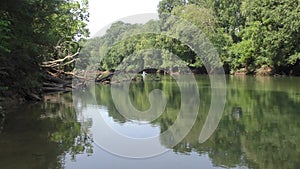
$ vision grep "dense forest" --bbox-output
[0,1,299,167]
[0,0,300,99]
[0,0,89,99]
[86,0,299,76]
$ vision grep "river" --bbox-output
[0,75,299,169]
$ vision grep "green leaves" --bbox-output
[0,0,89,97]
[158,0,187,16]
[171,4,215,37]
[0,11,12,54]
[98,25,198,72]
[83,0,299,75]
[233,0,300,74]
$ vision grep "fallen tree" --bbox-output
[40,39,89,94]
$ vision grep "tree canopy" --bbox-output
[83,0,299,76]
[1,0,299,99]
[0,0,89,98]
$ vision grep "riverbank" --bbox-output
[0,69,299,106]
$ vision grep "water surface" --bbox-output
[0,75,299,169]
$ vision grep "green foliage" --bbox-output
[158,0,187,16]
[85,20,198,72]
[229,21,263,71]
[0,0,299,100]
[231,0,300,74]
[213,0,246,38]
[81,0,299,75]
[171,4,215,37]
[0,0,89,98]
[0,11,11,54]
[100,32,197,71]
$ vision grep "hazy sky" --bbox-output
[88,0,161,36]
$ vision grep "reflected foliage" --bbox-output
[0,93,93,169]
[42,93,93,160]
[95,76,300,169]
[1,76,299,169]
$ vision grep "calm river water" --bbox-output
[0,75,299,169]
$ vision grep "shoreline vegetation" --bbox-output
[1,0,299,103]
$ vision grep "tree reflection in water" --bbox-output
[0,92,93,169]
[94,75,300,169]
[0,76,298,169]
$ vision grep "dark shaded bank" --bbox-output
[0,0,89,103]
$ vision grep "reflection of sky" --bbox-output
[66,104,248,169]
[91,106,160,138]
[78,105,168,158]
[65,148,226,169]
